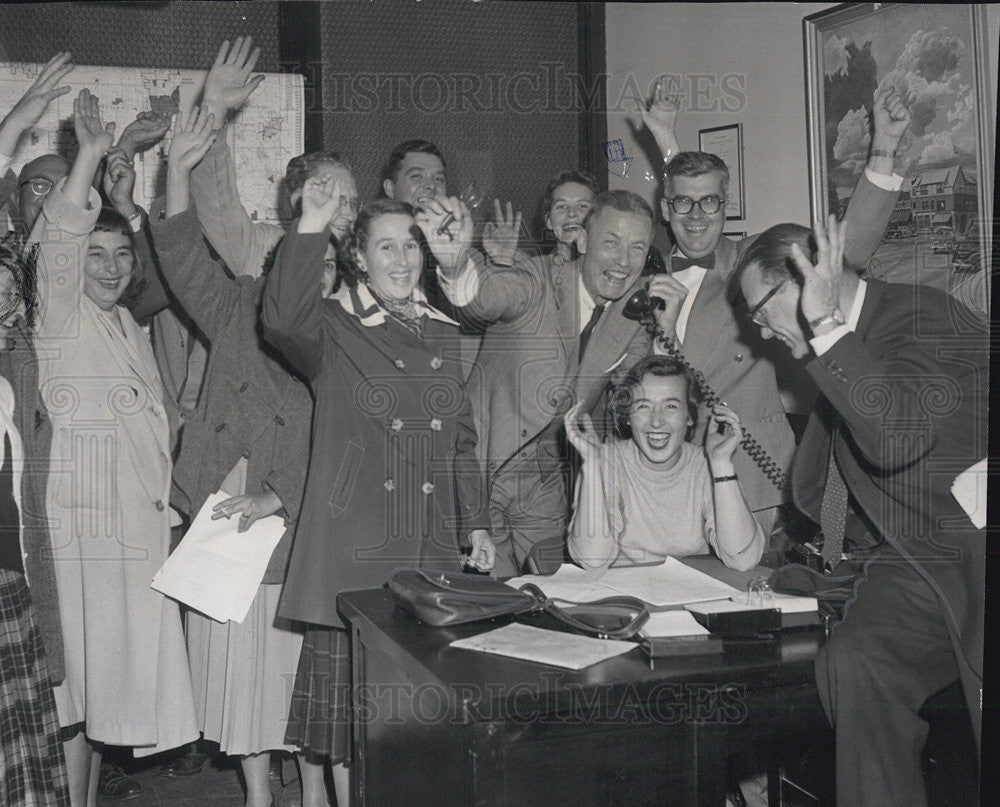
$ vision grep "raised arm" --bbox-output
[148,106,249,341]
[261,173,344,379]
[0,52,74,161]
[565,403,623,569]
[415,195,538,324]
[190,37,271,277]
[639,76,682,165]
[33,89,108,338]
[703,405,765,571]
[841,85,911,267]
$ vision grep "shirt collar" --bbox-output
[846,278,867,332]
[330,282,459,328]
[578,275,597,322]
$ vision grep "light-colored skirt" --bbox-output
[187,583,304,756]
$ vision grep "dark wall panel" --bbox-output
[0,1,280,71]
[317,0,581,239]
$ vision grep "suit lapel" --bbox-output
[679,262,726,367]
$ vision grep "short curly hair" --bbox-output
[609,354,701,441]
[0,236,37,328]
[92,207,146,310]
[337,198,418,289]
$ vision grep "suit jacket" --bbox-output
[448,253,651,475]
[794,280,987,693]
[664,173,898,511]
[0,320,63,683]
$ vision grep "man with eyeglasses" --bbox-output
[641,84,909,542]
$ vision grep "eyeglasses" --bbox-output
[18,177,55,197]
[745,280,789,327]
[666,194,725,215]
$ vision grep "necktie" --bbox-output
[578,303,605,358]
[672,252,716,272]
[820,425,849,570]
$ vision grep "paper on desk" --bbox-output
[639,610,711,638]
[151,491,285,623]
[685,592,818,615]
[951,458,986,529]
[599,557,742,607]
[506,564,625,602]
[450,623,635,670]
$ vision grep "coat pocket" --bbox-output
[327,438,365,518]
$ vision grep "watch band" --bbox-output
[808,309,845,330]
[869,148,895,159]
[712,474,738,484]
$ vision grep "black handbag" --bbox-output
[387,568,650,640]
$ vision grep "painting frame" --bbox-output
[803,3,994,311]
[698,123,745,221]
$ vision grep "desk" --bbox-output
[339,561,829,806]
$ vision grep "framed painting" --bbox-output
[804,3,994,313]
[698,123,745,220]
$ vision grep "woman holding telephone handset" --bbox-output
[566,354,764,571]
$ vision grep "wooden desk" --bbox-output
[339,563,828,806]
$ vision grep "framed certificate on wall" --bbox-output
[698,123,745,220]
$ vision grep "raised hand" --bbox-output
[0,52,74,155]
[298,173,345,234]
[705,404,743,468]
[565,401,601,464]
[102,147,137,216]
[168,106,217,176]
[116,110,170,160]
[790,214,847,333]
[73,88,115,156]
[414,195,474,272]
[647,273,689,338]
[211,490,283,532]
[871,84,911,152]
[482,198,522,266]
[202,36,264,124]
[639,75,683,158]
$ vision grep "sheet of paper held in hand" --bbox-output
[151,491,285,623]
[508,557,743,607]
[450,623,636,670]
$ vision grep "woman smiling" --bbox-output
[566,355,764,572]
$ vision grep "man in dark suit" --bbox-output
[736,217,986,807]
[423,189,682,576]
[640,85,909,539]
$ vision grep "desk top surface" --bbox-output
[338,558,823,710]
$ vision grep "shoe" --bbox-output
[97,763,143,801]
[158,749,209,777]
[269,754,283,784]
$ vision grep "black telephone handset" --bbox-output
[622,286,787,489]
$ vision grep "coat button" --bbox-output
[430,357,443,370]
[154,499,165,511]
[239,382,249,392]
[274,415,285,426]
[384,478,395,492]
[549,398,558,407]
[391,418,403,431]
[430,418,442,431]
[422,482,435,495]
[394,359,406,370]
[734,352,743,362]
[521,429,528,438]
[242,449,250,458]
[215,423,226,432]
[5,337,15,350]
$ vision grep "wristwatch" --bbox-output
[808,308,845,330]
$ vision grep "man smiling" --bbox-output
[429,190,676,575]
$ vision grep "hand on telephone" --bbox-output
[646,274,689,337]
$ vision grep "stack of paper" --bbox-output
[450,623,635,670]
[509,558,742,608]
[638,610,711,639]
[686,593,818,616]
[151,492,286,623]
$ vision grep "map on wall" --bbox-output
[0,62,304,224]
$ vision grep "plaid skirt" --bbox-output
[284,626,351,765]
[0,570,70,807]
